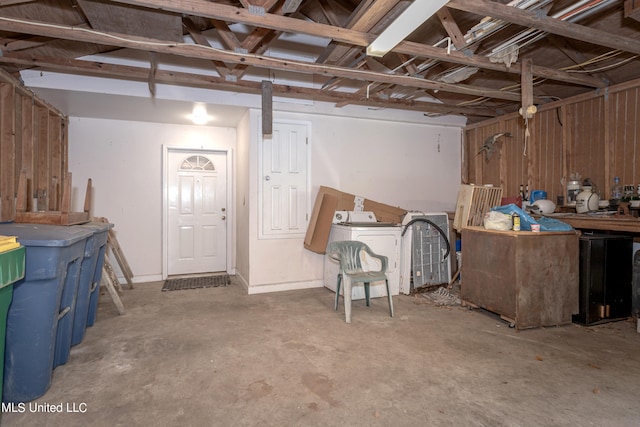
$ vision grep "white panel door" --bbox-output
[261,122,309,238]
[167,150,227,275]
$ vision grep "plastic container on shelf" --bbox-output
[0,223,91,403]
[0,246,25,403]
[72,221,112,346]
[611,176,622,201]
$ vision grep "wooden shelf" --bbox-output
[14,171,91,226]
[543,213,640,233]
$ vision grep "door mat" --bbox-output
[162,274,230,291]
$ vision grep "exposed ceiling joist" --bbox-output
[0,17,536,102]
[107,0,605,89]
[1,0,639,123]
[436,7,466,50]
[0,52,498,117]
[183,17,231,78]
[446,0,640,56]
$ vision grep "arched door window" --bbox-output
[179,155,215,171]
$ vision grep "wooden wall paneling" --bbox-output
[475,123,496,186]
[48,112,63,211]
[611,87,640,193]
[499,120,507,192]
[481,124,503,186]
[61,118,68,178]
[471,127,483,185]
[0,83,16,221]
[525,115,536,201]
[19,93,34,212]
[464,78,640,206]
[462,128,473,184]
[14,94,22,210]
[604,88,613,199]
[532,108,563,203]
[465,125,480,184]
[586,98,606,196]
[566,98,606,195]
[560,105,572,205]
[500,117,519,198]
[624,88,639,186]
[35,105,50,211]
[550,109,565,203]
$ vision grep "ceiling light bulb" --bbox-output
[191,103,209,125]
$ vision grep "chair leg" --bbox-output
[335,274,342,311]
[385,279,394,318]
[364,282,370,307]
[344,277,352,324]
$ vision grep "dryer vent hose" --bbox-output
[401,218,450,260]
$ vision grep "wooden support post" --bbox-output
[261,80,272,136]
[83,178,92,215]
[16,170,27,213]
[520,58,535,119]
[282,0,303,13]
[0,83,16,222]
[60,172,72,214]
[35,105,49,212]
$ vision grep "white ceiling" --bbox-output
[31,88,249,127]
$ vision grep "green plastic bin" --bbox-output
[0,246,26,402]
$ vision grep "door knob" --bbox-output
[221,216,226,220]
[265,176,271,181]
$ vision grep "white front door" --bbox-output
[167,150,227,275]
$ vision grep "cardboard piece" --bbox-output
[303,186,407,254]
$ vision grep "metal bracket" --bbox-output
[248,5,265,16]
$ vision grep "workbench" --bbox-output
[543,212,640,234]
[460,227,580,329]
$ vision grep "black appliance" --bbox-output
[573,233,632,325]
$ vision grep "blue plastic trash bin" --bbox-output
[86,224,114,328]
[0,223,91,403]
[72,221,112,346]
[52,239,86,369]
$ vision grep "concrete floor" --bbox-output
[3,278,640,427]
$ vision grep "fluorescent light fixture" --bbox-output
[367,0,449,57]
[190,103,210,125]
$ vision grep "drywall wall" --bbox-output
[235,110,251,289]
[243,109,462,294]
[66,109,461,289]
[68,117,237,282]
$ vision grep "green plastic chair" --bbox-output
[326,240,394,323]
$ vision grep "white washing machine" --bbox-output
[324,222,402,300]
